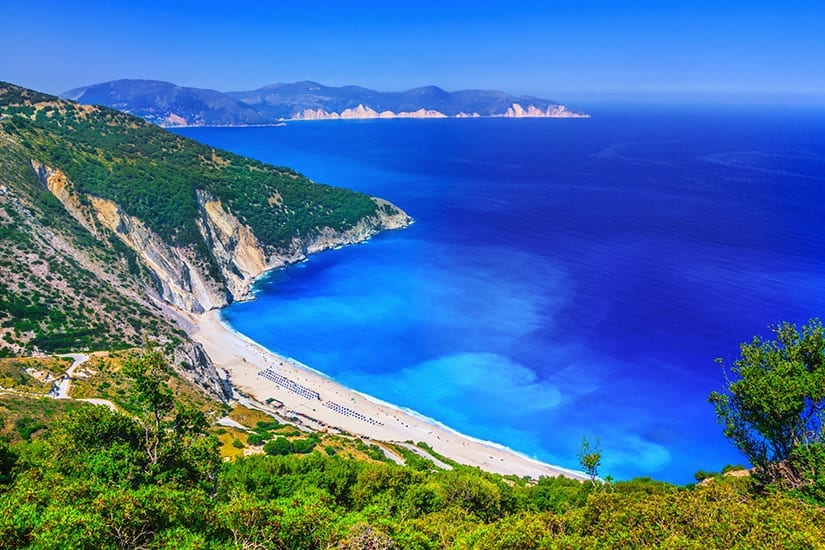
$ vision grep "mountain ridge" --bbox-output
[64,79,589,127]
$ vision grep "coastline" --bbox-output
[191,308,584,480]
[164,112,590,129]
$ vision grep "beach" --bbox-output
[191,309,582,480]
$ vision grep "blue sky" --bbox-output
[1,0,823,102]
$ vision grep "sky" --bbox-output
[1,0,823,103]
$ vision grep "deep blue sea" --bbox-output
[175,104,825,483]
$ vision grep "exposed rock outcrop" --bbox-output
[34,161,228,314]
[291,104,585,120]
[500,103,586,118]
[30,158,410,405]
[295,105,450,120]
[297,199,412,257]
[195,190,411,302]
[173,341,232,401]
[89,196,228,313]
[195,190,269,301]
[31,161,102,238]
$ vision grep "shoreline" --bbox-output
[164,113,591,129]
[191,308,584,480]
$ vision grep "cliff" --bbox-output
[292,102,587,120]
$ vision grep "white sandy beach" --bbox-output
[191,309,583,480]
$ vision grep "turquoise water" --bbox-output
[175,104,825,482]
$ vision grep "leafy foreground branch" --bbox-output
[0,349,823,548]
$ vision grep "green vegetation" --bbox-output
[0,351,822,548]
[0,357,69,394]
[0,394,87,443]
[710,319,825,500]
[0,81,389,357]
[0,106,183,354]
[0,188,172,353]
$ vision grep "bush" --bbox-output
[256,420,282,431]
[291,439,316,454]
[0,441,16,484]
[694,470,718,482]
[246,433,264,446]
[263,437,292,456]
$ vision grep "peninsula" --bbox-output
[62,79,589,127]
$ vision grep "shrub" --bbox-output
[263,437,292,456]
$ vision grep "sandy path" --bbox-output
[192,310,583,480]
[78,398,117,411]
[394,442,453,470]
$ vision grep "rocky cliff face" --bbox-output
[501,103,587,118]
[90,195,229,313]
[25,162,229,401]
[291,103,587,121]
[298,201,411,255]
[295,105,450,120]
[195,190,411,302]
[31,161,103,238]
[29,159,409,403]
[33,162,412,313]
[174,341,232,400]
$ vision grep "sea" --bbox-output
[174,102,825,483]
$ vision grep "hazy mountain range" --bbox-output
[62,79,588,127]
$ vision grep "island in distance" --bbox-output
[62,79,589,127]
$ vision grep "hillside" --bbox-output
[63,79,269,127]
[0,82,409,396]
[64,79,589,126]
[0,88,185,355]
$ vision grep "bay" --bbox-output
[175,104,825,482]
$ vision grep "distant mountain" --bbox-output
[64,79,588,126]
[63,79,269,127]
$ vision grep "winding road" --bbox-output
[54,353,89,398]
[52,353,117,410]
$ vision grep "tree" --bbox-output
[123,348,174,468]
[578,437,602,486]
[122,349,219,489]
[709,319,825,486]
